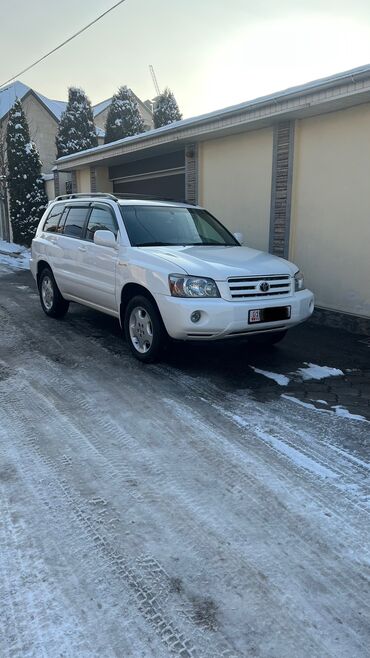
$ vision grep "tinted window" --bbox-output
[86,206,118,241]
[43,204,65,233]
[120,206,238,247]
[62,206,89,238]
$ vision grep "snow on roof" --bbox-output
[0,80,67,121]
[35,91,67,121]
[93,98,111,116]
[0,81,30,120]
[96,126,105,138]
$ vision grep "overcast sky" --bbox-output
[2,0,370,117]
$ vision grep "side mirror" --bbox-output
[94,229,117,248]
[233,231,244,245]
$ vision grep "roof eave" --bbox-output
[56,63,370,171]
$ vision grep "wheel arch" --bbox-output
[120,283,165,330]
[36,260,52,288]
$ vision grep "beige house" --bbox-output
[55,64,370,332]
[0,81,153,239]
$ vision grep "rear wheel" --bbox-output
[39,267,69,318]
[124,295,165,363]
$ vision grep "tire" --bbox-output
[250,329,288,347]
[39,267,69,318]
[124,295,165,363]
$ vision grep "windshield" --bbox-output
[120,205,239,247]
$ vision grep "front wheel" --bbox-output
[124,295,166,363]
[39,267,69,318]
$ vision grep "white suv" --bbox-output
[31,193,314,362]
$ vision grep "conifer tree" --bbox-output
[153,88,182,128]
[104,86,145,144]
[6,99,48,246]
[56,87,97,157]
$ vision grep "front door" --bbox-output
[79,203,119,312]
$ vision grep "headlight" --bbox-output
[169,275,220,298]
[294,271,305,292]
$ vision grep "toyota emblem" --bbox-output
[259,281,270,292]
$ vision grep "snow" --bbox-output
[0,240,30,271]
[249,362,345,387]
[331,405,367,422]
[296,362,344,380]
[282,394,368,422]
[249,366,290,386]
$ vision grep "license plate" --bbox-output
[248,306,291,324]
[249,309,261,323]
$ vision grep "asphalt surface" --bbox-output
[0,268,369,658]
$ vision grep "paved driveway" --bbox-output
[0,269,369,658]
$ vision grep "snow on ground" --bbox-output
[282,394,368,422]
[250,361,345,387]
[0,240,30,271]
[0,270,369,657]
[297,362,344,380]
[249,366,290,386]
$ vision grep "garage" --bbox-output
[110,150,185,200]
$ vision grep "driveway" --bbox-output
[0,268,369,658]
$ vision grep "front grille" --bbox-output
[228,275,291,299]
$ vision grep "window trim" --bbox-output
[83,202,119,242]
[59,203,91,240]
[42,202,66,233]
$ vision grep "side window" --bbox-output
[62,206,89,239]
[43,204,65,233]
[86,205,118,241]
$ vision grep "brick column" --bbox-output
[54,170,60,197]
[185,144,198,204]
[90,167,97,193]
[71,170,77,194]
[269,121,295,258]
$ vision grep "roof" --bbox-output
[0,81,68,122]
[56,62,370,171]
[92,90,153,118]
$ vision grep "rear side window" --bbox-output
[43,204,65,233]
[62,206,89,239]
[86,205,118,241]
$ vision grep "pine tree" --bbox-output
[6,99,48,246]
[56,87,98,158]
[153,88,182,128]
[104,86,145,144]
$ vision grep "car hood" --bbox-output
[141,245,298,279]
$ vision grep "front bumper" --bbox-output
[155,289,314,340]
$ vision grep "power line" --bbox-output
[0,0,128,90]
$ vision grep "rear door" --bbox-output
[55,204,91,298]
[78,203,119,312]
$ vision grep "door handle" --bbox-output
[78,246,87,252]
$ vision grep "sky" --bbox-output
[2,0,370,118]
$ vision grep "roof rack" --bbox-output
[54,192,118,202]
[52,192,197,206]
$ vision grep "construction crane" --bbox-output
[149,65,161,96]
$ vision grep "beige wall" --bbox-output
[22,95,58,174]
[199,128,273,251]
[95,166,113,192]
[77,168,91,193]
[290,105,370,318]
[44,178,55,201]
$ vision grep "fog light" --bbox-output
[191,310,201,323]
